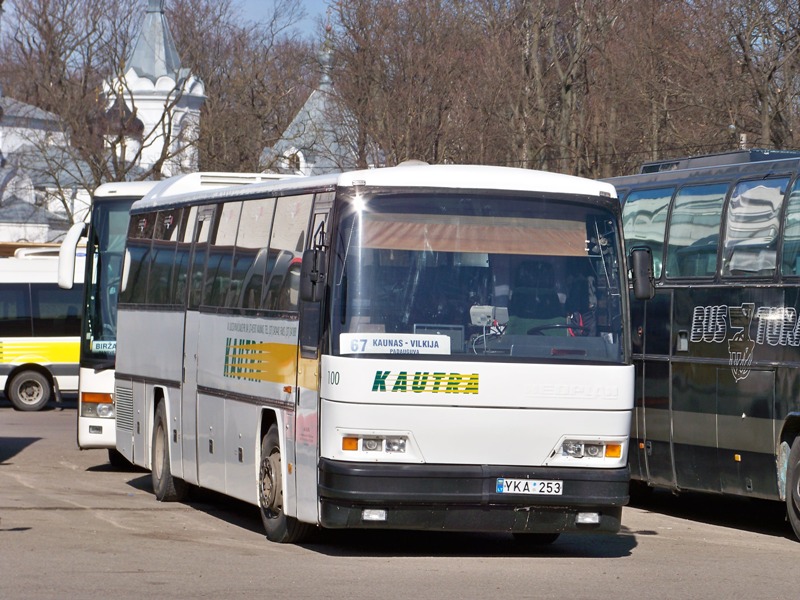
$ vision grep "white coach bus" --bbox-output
[59,174,288,464]
[114,163,652,544]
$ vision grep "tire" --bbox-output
[786,437,800,541]
[259,424,314,543]
[512,532,560,546]
[108,448,130,469]
[151,402,186,502]
[8,370,51,412]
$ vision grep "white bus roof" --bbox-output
[130,164,616,213]
[95,173,291,204]
[0,254,85,284]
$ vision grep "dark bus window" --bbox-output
[32,284,82,336]
[187,205,215,310]
[262,194,312,312]
[229,197,275,310]
[722,177,788,278]
[782,179,800,276]
[148,208,183,305]
[121,212,155,304]
[665,183,726,278]
[0,283,32,336]
[622,187,673,279]
[172,207,197,306]
[202,202,241,308]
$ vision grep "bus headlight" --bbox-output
[560,439,622,459]
[342,434,408,454]
[81,392,115,419]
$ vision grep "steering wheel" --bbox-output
[527,323,589,335]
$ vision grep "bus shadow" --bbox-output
[117,474,639,556]
[0,437,41,464]
[305,528,637,558]
[135,480,638,557]
[630,488,793,540]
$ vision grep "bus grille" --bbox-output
[115,385,134,432]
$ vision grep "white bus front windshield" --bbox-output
[82,198,134,366]
[330,192,625,363]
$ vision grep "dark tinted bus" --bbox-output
[606,150,800,540]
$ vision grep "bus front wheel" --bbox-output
[259,424,313,543]
[8,370,51,411]
[151,402,186,502]
[787,438,800,541]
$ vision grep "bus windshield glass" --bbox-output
[330,192,625,363]
[83,198,134,365]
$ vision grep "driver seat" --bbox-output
[505,262,565,336]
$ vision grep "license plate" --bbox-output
[496,478,563,495]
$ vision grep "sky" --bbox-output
[237,0,330,39]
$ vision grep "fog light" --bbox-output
[363,438,381,452]
[88,425,102,434]
[362,509,387,522]
[576,512,601,525]
[584,444,603,458]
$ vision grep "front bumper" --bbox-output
[319,459,629,534]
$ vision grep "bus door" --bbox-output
[294,201,330,524]
[639,288,676,488]
[181,205,214,486]
[672,288,720,492]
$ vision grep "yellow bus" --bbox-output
[0,249,84,411]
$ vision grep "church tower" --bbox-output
[105,0,205,177]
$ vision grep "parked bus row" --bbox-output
[51,150,800,544]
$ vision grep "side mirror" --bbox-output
[120,249,131,295]
[58,222,86,289]
[630,246,655,300]
[300,248,327,303]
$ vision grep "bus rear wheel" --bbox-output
[259,424,313,543]
[8,370,51,411]
[151,401,186,502]
[787,438,800,540]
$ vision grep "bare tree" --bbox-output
[331,0,480,166]
[167,0,315,172]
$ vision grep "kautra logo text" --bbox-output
[371,370,479,394]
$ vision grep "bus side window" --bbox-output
[664,183,726,279]
[621,187,674,279]
[172,207,197,306]
[0,283,33,336]
[32,284,82,337]
[722,177,788,278]
[202,202,241,308]
[262,194,312,312]
[148,208,183,306]
[229,197,276,311]
[782,180,800,276]
[187,205,215,310]
[120,212,155,304]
